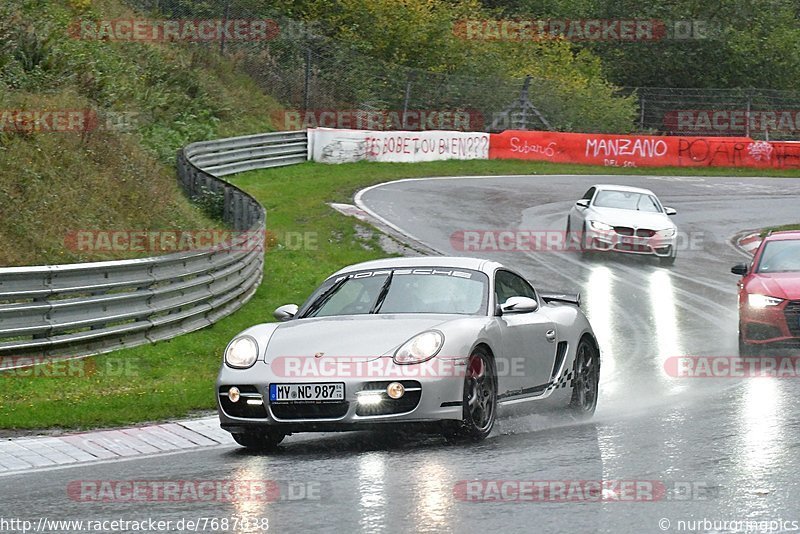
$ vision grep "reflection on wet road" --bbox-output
[2,175,799,533]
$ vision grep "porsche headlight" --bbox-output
[657,228,676,237]
[589,220,613,232]
[393,331,444,365]
[748,294,784,309]
[225,336,259,368]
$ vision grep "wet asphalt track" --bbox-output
[2,174,800,534]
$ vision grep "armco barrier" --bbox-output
[184,131,308,177]
[0,131,308,369]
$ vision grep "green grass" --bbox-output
[760,224,800,236]
[0,0,282,266]
[2,159,800,431]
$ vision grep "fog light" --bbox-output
[228,387,240,403]
[358,393,383,406]
[386,382,405,399]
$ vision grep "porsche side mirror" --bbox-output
[500,296,539,314]
[730,263,749,276]
[664,207,677,216]
[273,304,299,321]
[576,199,590,208]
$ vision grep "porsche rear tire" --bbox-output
[569,337,600,418]
[443,347,497,442]
[232,431,286,450]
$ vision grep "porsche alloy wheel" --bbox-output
[444,347,497,442]
[569,338,600,418]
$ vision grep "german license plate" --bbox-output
[269,383,344,403]
[621,236,646,245]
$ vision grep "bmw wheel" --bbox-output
[580,223,593,258]
[443,347,497,442]
[569,338,600,418]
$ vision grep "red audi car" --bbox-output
[731,231,800,355]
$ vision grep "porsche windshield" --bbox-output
[593,190,662,212]
[301,268,489,317]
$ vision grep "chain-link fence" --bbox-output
[123,0,800,139]
[621,87,800,140]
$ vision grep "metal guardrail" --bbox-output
[0,131,308,369]
[185,131,308,177]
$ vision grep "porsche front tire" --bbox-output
[443,347,497,442]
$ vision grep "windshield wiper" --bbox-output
[370,271,394,314]
[302,276,349,318]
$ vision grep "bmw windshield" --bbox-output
[300,268,489,317]
[593,190,662,212]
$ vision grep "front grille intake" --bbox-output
[784,300,800,337]
[613,226,634,236]
[218,386,268,418]
[270,402,349,420]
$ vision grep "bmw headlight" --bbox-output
[225,335,259,368]
[393,331,444,365]
[589,220,613,232]
[657,228,676,237]
[748,294,783,309]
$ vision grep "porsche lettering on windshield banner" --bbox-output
[489,130,800,169]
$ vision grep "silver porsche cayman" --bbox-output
[217,256,600,449]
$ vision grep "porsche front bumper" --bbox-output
[216,359,466,434]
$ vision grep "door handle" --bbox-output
[546,329,556,343]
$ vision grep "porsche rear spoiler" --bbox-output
[539,291,582,307]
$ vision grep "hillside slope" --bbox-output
[0,0,281,266]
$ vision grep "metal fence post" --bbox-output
[639,95,645,131]
[402,73,415,129]
[304,47,312,112]
[745,91,752,138]
[219,0,231,56]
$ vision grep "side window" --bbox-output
[581,187,596,201]
[495,270,537,305]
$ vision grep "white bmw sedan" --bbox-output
[566,184,678,265]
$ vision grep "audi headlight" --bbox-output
[748,294,783,308]
[393,330,444,365]
[225,335,259,368]
[589,220,613,232]
[657,228,676,237]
